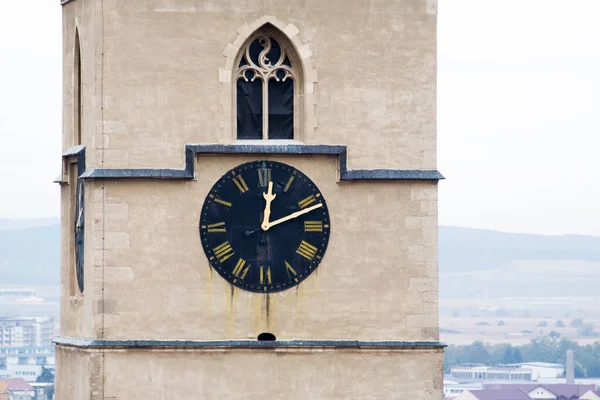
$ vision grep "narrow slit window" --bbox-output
[235,34,296,140]
[74,29,82,145]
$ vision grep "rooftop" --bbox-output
[0,378,33,392]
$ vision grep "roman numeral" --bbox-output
[283,173,296,193]
[296,240,318,261]
[213,241,234,263]
[258,168,271,187]
[298,194,316,209]
[304,221,323,232]
[211,194,232,207]
[207,222,226,233]
[232,258,250,279]
[285,261,298,282]
[260,266,272,285]
[232,174,249,193]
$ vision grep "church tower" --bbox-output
[56,0,444,398]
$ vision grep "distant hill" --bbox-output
[0,218,59,231]
[439,226,600,299]
[0,224,60,286]
[1,221,600,298]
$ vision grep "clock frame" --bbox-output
[199,160,330,293]
[74,177,85,293]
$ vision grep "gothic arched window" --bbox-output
[235,32,298,140]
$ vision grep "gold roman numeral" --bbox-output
[213,241,234,263]
[298,194,316,209]
[232,258,250,279]
[283,173,296,193]
[207,222,226,233]
[296,240,318,261]
[285,261,298,282]
[260,266,272,285]
[211,194,232,207]
[258,168,271,187]
[232,173,249,193]
[304,221,323,232]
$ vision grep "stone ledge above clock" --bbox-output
[56,144,444,182]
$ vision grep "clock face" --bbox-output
[199,160,331,293]
[74,178,85,293]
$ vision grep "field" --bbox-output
[440,296,600,346]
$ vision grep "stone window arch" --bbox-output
[234,25,303,140]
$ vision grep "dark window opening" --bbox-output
[74,29,82,145]
[237,78,263,139]
[268,78,293,139]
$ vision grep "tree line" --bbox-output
[444,337,600,378]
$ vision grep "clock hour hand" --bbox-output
[261,181,276,231]
[244,227,261,237]
[262,203,323,231]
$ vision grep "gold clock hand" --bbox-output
[263,203,323,231]
[261,181,276,231]
[75,182,83,229]
[76,208,83,230]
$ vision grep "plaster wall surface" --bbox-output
[77,155,439,341]
[60,0,102,340]
[54,347,94,400]
[97,348,444,399]
[62,0,436,172]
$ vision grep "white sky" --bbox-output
[0,0,599,236]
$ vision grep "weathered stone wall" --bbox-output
[86,155,438,340]
[101,348,444,399]
[60,0,103,340]
[54,347,94,400]
[64,0,436,172]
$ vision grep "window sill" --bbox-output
[233,139,306,146]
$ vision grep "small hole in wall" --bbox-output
[257,332,276,341]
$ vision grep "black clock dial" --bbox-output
[74,178,85,293]
[199,160,331,293]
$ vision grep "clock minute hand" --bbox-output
[263,203,323,231]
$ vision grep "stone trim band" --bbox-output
[54,337,446,349]
[56,144,444,182]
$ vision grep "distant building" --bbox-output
[581,390,600,400]
[484,383,596,399]
[454,388,532,400]
[0,381,7,400]
[0,378,35,400]
[0,318,54,347]
[0,347,55,382]
[443,380,484,398]
[451,364,533,381]
[0,290,37,302]
[515,362,565,379]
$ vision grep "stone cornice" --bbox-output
[57,144,444,182]
[54,337,447,350]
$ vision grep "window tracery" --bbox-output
[235,34,297,140]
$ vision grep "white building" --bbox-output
[0,326,24,347]
[581,390,600,400]
[450,364,533,381]
[0,318,54,347]
[0,347,55,383]
[0,290,37,302]
[516,362,565,379]
[443,380,483,398]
